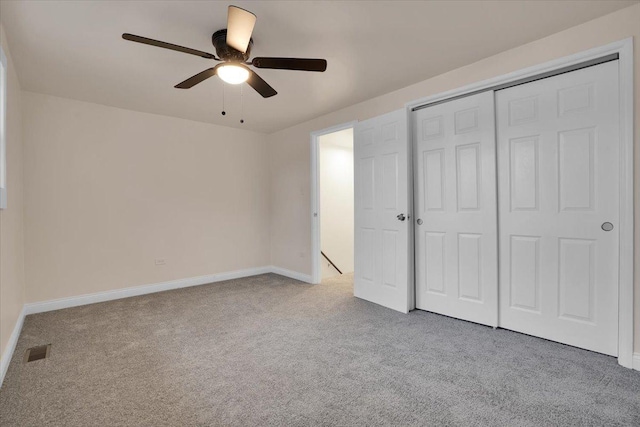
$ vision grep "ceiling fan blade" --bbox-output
[175,66,221,89]
[123,33,217,60]
[226,5,256,53]
[251,57,327,72]
[246,69,277,98]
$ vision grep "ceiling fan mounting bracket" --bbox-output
[212,29,252,62]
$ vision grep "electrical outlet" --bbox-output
[155,258,166,266]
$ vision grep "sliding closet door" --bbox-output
[413,91,498,326]
[354,109,411,313]
[496,61,620,356]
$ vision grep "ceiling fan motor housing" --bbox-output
[212,29,252,62]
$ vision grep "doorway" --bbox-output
[311,122,356,284]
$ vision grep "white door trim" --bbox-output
[310,121,357,284]
[406,37,634,368]
[405,105,416,312]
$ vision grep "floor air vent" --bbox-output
[24,344,51,363]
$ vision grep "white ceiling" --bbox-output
[1,1,636,133]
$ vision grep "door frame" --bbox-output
[310,121,357,284]
[406,37,634,368]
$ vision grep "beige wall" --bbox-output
[22,92,270,303]
[268,5,640,350]
[319,129,354,278]
[0,25,26,360]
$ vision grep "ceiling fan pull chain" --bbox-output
[240,84,245,124]
[221,83,226,116]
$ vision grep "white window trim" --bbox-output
[0,46,7,209]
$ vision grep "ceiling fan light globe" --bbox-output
[218,64,249,85]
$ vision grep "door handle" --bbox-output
[417,218,423,225]
[397,213,406,221]
[601,222,614,231]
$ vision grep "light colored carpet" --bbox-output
[1,273,639,426]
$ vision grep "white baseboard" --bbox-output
[23,266,276,315]
[270,266,313,284]
[1,264,312,386]
[1,306,26,387]
[23,265,312,315]
[633,353,640,372]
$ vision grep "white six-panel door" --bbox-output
[354,109,411,313]
[413,91,499,326]
[496,61,620,356]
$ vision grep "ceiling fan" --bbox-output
[122,5,327,98]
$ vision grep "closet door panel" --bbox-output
[413,91,498,326]
[496,61,620,356]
